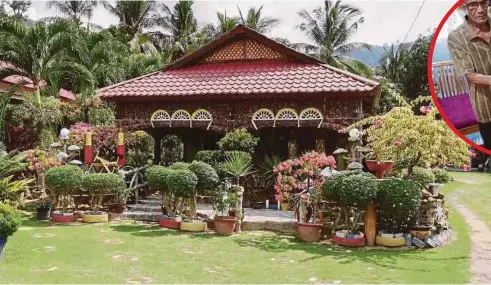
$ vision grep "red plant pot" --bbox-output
[332,235,366,247]
[159,218,181,229]
[366,160,394,179]
[51,213,77,223]
[214,216,237,236]
[297,222,323,242]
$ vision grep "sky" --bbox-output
[26,0,457,46]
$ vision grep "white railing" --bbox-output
[432,61,470,99]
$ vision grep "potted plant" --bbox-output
[147,166,180,229]
[81,173,126,223]
[45,165,84,223]
[212,181,237,235]
[188,160,219,228]
[165,169,204,232]
[36,199,52,220]
[221,151,254,233]
[274,151,336,242]
[280,195,289,211]
[323,171,377,247]
[0,203,21,259]
[108,186,132,221]
[375,178,420,247]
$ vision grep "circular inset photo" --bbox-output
[429,0,491,154]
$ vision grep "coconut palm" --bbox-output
[46,1,98,26]
[296,0,373,77]
[122,52,168,80]
[101,0,158,53]
[0,18,93,143]
[203,11,239,40]
[154,1,206,60]
[1,0,30,20]
[378,44,408,84]
[237,5,279,34]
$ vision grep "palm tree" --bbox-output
[378,44,408,84]
[1,0,31,20]
[155,0,202,60]
[102,0,158,53]
[0,18,93,142]
[203,11,239,40]
[46,0,98,26]
[236,5,279,34]
[297,0,373,77]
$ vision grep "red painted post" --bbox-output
[83,132,93,164]
[116,131,125,166]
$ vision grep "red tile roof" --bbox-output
[1,61,75,100]
[99,61,379,99]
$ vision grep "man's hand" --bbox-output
[466,72,491,86]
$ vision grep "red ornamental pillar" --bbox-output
[116,131,125,167]
[83,132,93,164]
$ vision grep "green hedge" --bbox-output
[166,170,198,198]
[432,168,451,184]
[0,203,21,239]
[146,166,173,191]
[45,165,84,196]
[189,161,218,191]
[322,171,377,209]
[82,173,126,195]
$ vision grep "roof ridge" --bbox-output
[320,64,380,87]
[96,70,162,94]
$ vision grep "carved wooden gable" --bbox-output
[200,38,287,63]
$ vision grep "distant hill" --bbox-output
[346,41,452,67]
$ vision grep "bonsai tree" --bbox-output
[407,167,435,190]
[188,161,219,195]
[146,166,176,217]
[0,203,21,259]
[323,171,378,234]
[273,151,337,223]
[212,180,233,217]
[45,165,84,214]
[376,179,421,234]
[345,106,470,175]
[432,168,451,184]
[218,128,259,154]
[165,169,198,219]
[82,173,126,213]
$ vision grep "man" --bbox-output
[448,0,491,150]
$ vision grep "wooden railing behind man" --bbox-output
[432,61,470,98]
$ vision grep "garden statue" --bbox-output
[234,185,244,234]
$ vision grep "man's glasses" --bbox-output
[465,0,490,9]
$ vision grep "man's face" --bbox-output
[465,0,489,24]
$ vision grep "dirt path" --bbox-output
[450,196,491,283]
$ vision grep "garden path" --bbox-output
[450,195,491,283]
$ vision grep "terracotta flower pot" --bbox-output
[409,227,432,239]
[297,222,323,242]
[228,209,245,222]
[214,216,237,236]
[332,235,366,247]
[159,218,181,229]
[318,211,331,223]
[51,213,77,223]
[366,160,394,179]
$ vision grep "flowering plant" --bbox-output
[273,151,336,201]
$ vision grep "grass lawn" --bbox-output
[446,172,491,229]
[0,177,474,284]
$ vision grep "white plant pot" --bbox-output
[379,231,404,238]
[336,230,349,238]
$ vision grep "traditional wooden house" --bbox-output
[98,25,381,162]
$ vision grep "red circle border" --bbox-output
[427,0,491,155]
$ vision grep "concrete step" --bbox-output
[145,195,162,201]
[122,211,162,222]
[127,204,161,213]
[138,199,161,206]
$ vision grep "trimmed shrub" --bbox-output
[82,173,126,211]
[195,150,224,167]
[338,174,378,209]
[322,171,376,202]
[408,167,435,189]
[0,203,21,239]
[218,129,259,154]
[432,168,451,184]
[45,165,84,196]
[169,162,190,171]
[376,178,421,233]
[146,166,173,191]
[188,161,219,192]
[166,170,198,198]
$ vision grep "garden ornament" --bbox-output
[59,128,70,140]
